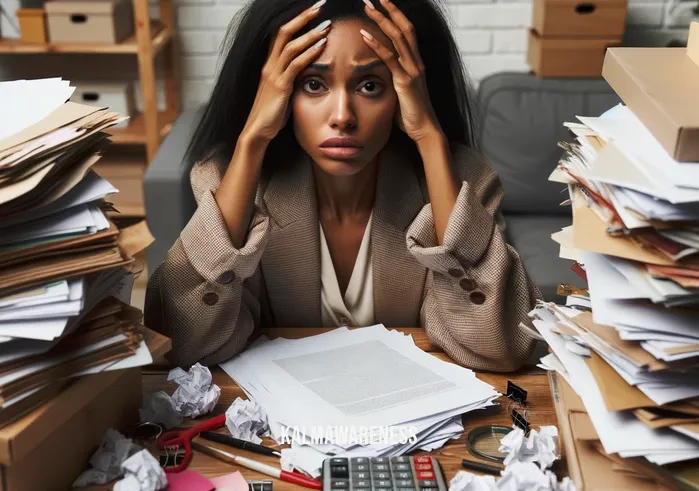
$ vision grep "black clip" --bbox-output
[507,381,528,406]
[248,481,273,491]
[511,408,530,435]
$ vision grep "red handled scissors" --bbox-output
[156,413,226,472]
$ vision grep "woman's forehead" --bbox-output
[310,20,391,69]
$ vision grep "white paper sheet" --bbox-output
[0,170,117,228]
[0,79,75,142]
[531,308,698,457]
[220,325,499,477]
[0,280,70,310]
[0,203,110,247]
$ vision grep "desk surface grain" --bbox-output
[91,327,560,490]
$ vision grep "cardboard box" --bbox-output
[689,21,699,68]
[533,0,627,38]
[602,34,699,162]
[45,0,134,44]
[71,82,136,128]
[527,29,621,77]
[17,8,47,44]
[93,148,147,217]
[0,368,141,491]
[0,327,171,491]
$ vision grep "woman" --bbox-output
[144,0,542,371]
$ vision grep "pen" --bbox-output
[461,459,503,475]
[200,431,282,457]
[192,438,321,490]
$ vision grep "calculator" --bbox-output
[320,456,448,491]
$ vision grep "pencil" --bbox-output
[200,431,282,457]
[191,438,321,490]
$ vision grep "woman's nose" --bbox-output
[328,91,357,129]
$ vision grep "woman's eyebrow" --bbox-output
[305,60,385,72]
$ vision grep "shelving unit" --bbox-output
[0,0,181,218]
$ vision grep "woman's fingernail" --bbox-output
[314,38,327,49]
[314,19,331,32]
[359,29,373,40]
[311,0,326,10]
[363,0,376,10]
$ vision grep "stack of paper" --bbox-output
[529,101,699,485]
[220,325,500,478]
[0,78,158,428]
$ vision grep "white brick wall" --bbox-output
[171,0,692,108]
[0,0,692,109]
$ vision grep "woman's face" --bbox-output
[291,19,398,177]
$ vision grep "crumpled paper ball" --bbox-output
[448,469,498,491]
[139,391,184,429]
[72,429,135,487]
[499,426,559,470]
[113,449,168,491]
[449,462,575,491]
[225,397,270,444]
[168,362,221,419]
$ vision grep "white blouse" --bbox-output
[319,213,376,328]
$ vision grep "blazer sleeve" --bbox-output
[405,143,543,372]
[143,158,271,368]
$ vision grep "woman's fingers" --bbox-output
[359,29,404,78]
[267,0,326,67]
[362,0,417,75]
[279,36,327,88]
[377,0,424,71]
[274,19,330,83]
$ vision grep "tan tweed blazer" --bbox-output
[144,137,543,371]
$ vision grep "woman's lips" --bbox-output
[318,146,362,159]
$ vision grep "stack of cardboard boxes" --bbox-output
[527,0,628,77]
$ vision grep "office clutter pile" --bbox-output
[0,78,170,491]
[220,325,501,478]
[530,22,699,490]
[74,362,221,489]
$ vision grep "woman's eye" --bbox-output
[360,81,382,95]
[303,79,324,92]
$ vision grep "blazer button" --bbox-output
[203,292,219,305]
[218,270,235,284]
[459,278,476,291]
[448,268,462,278]
[470,291,486,304]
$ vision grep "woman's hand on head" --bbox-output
[360,0,444,144]
[240,0,330,146]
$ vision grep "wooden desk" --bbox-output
[139,327,560,489]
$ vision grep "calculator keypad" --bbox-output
[323,456,446,491]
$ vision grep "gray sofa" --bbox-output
[143,72,620,301]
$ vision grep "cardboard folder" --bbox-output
[0,220,153,298]
[549,371,672,490]
[0,222,119,269]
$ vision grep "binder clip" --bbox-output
[248,480,273,491]
[511,408,530,436]
[506,381,528,407]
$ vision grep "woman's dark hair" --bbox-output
[183,0,479,174]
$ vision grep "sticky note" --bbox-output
[210,471,249,491]
[166,469,216,491]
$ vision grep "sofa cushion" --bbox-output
[477,72,620,215]
[504,214,582,302]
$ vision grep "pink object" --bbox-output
[166,469,216,491]
[210,471,249,491]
